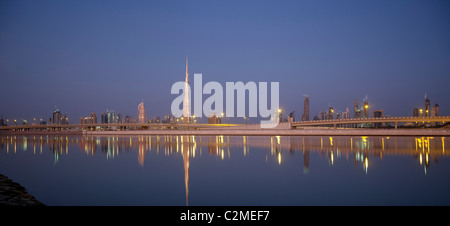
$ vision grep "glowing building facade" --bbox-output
[138,101,146,123]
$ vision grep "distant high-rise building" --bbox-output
[53,108,62,125]
[413,108,419,117]
[302,96,309,121]
[319,111,324,120]
[208,114,221,124]
[101,112,107,124]
[107,110,115,124]
[353,98,362,118]
[434,104,439,116]
[288,111,295,122]
[138,101,146,123]
[80,112,97,124]
[117,113,122,123]
[328,107,334,120]
[373,109,383,128]
[342,107,350,119]
[363,99,369,118]
[61,114,69,124]
[425,95,430,117]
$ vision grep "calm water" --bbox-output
[0,135,449,206]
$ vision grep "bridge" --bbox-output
[0,122,239,132]
[291,116,450,129]
[0,116,449,134]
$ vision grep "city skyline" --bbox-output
[1,0,449,123]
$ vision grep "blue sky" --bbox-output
[1,0,449,123]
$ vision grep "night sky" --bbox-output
[1,0,449,124]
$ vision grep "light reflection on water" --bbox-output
[0,135,449,206]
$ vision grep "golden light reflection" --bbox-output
[330,151,334,165]
[1,135,449,178]
[364,157,369,172]
[350,137,353,151]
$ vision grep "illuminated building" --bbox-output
[342,107,350,119]
[319,111,324,120]
[117,113,122,123]
[425,95,430,117]
[373,109,383,128]
[302,96,309,121]
[208,114,221,124]
[101,112,107,124]
[413,108,419,117]
[363,99,369,118]
[101,110,115,124]
[53,108,62,125]
[328,107,334,120]
[183,55,191,123]
[107,110,115,124]
[432,104,439,117]
[288,111,295,123]
[354,98,362,118]
[61,114,69,125]
[80,112,97,124]
[138,101,146,123]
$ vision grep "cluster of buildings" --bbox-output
[413,95,439,118]
[293,94,441,128]
[52,108,69,125]
[79,101,144,125]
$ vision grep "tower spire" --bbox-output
[185,55,189,83]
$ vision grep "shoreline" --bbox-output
[1,128,449,137]
[0,174,44,206]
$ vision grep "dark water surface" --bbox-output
[0,135,449,206]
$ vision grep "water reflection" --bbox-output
[0,135,448,205]
[1,135,448,168]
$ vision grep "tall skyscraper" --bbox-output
[53,107,62,125]
[302,96,309,121]
[107,110,115,124]
[117,113,122,123]
[425,95,430,117]
[363,98,369,118]
[342,107,350,119]
[183,56,191,123]
[328,107,334,120]
[101,112,107,123]
[413,108,419,117]
[353,98,361,118]
[138,101,146,123]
